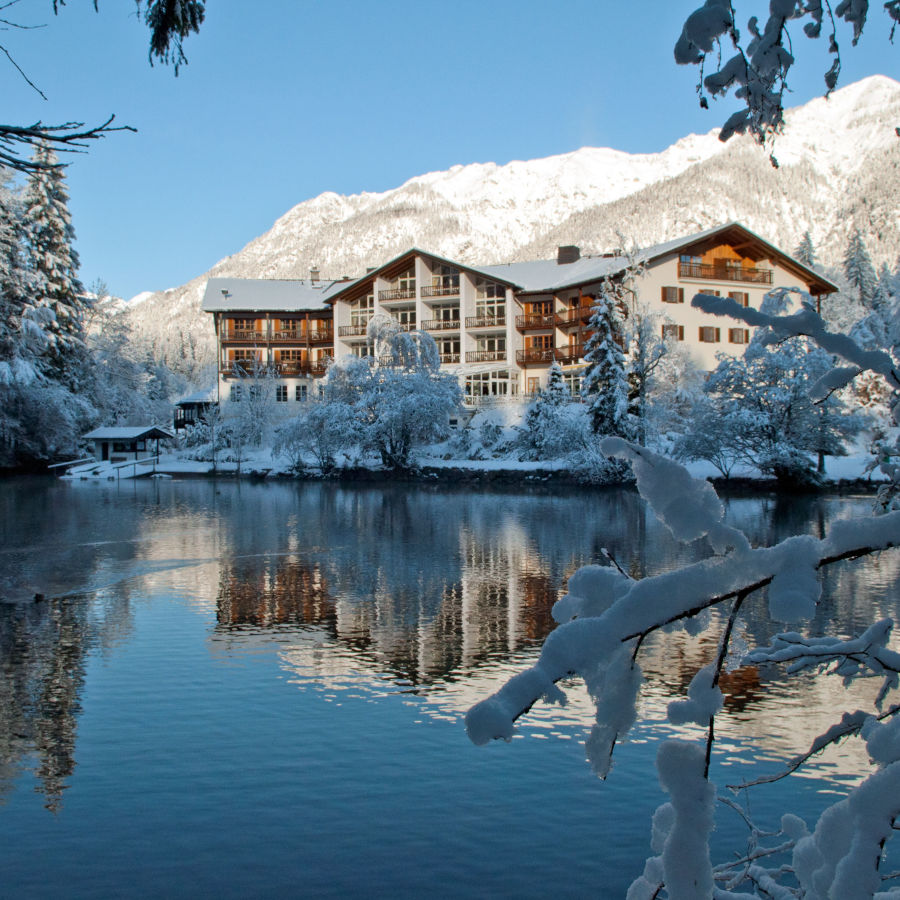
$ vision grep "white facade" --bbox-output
[203,224,836,412]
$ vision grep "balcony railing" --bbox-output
[555,306,593,327]
[465,314,506,329]
[554,344,585,364]
[277,360,330,377]
[308,329,334,344]
[220,329,266,342]
[338,323,370,337]
[271,330,300,342]
[438,352,460,364]
[379,287,416,301]
[678,261,773,284]
[220,359,264,375]
[392,321,416,332]
[421,284,460,298]
[516,313,556,331]
[465,349,507,363]
[516,347,555,365]
[421,318,460,331]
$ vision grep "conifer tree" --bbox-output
[843,227,877,308]
[23,144,88,387]
[581,284,633,439]
[793,230,817,268]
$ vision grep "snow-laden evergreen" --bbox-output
[581,282,634,440]
[23,144,88,387]
[844,227,878,308]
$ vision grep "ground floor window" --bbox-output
[229,385,242,402]
[275,385,288,402]
[562,371,582,397]
[465,369,516,397]
[295,384,308,402]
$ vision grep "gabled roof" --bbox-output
[201,277,348,313]
[83,426,174,441]
[476,223,838,295]
[324,248,522,304]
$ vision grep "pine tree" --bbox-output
[793,230,817,268]
[843,227,877,308]
[581,285,633,438]
[24,144,88,387]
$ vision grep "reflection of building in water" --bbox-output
[212,521,561,688]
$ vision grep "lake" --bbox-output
[0,476,897,897]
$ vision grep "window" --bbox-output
[275,385,288,402]
[393,306,416,328]
[699,327,721,343]
[661,286,684,303]
[352,345,373,358]
[431,264,459,293]
[278,318,299,336]
[295,384,308,402]
[432,303,460,323]
[465,370,514,397]
[350,293,375,326]
[280,349,304,362]
[397,267,416,293]
[230,385,242,402]
[661,324,684,341]
[477,336,506,354]
[475,294,505,319]
[729,291,750,307]
[526,300,552,316]
[475,278,504,300]
[526,377,540,395]
[317,384,325,400]
[248,385,261,400]
[526,334,552,350]
[232,317,255,332]
[728,328,750,344]
[563,372,581,397]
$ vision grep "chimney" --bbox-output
[310,266,320,283]
[366,267,376,274]
[557,245,580,265]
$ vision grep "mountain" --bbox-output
[124,75,900,372]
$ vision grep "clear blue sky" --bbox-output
[4,0,897,300]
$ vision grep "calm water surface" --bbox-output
[1,476,898,898]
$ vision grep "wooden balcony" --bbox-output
[422,284,460,298]
[465,314,506,329]
[554,344,585,364]
[308,329,334,344]
[438,352,460,364]
[338,323,370,337]
[421,318,460,331]
[220,329,266,342]
[516,313,556,331]
[555,306,593,327]
[270,330,300,342]
[465,349,507,363]
[276,360,330,377]
[379,287,416,301]
[516,348,555,366]
[220,359,264,375]
[678,261,773,284]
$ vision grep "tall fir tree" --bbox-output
[24,144,89,388]
[843,227,877,308]
[580,284,633,438]
[793,230,817,268]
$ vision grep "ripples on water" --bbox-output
[0,476,897,897]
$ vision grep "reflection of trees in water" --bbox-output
[0,600,88,812]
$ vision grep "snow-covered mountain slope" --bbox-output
[124,75,900,370]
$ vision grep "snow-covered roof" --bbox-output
[83,426,174,441]
[201,277,349,312]
[477,223,838,294]
[175,387,217,406]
